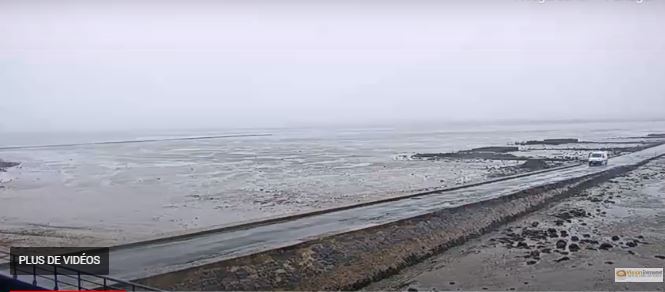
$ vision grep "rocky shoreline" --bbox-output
[517,138,579,145]
[370,155,665,291]
[411,137,663,162]
[487,159,565,178]
[134,147,665,291]
[411,145,569,161]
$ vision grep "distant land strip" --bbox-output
[0,133,273,150]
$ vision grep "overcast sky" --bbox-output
[1,0,664,131]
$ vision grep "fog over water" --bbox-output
[2,0,665,249]
[1,0,664,132]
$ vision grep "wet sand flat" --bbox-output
[1,122,664,248]
[368,156,665,291]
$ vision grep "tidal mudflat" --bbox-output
[1,121,664,247]
[368,156,665,291]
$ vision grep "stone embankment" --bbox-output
[136,156,660,291]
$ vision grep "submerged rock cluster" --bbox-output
[0,159,19,172]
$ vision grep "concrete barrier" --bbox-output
[135,159,658,291]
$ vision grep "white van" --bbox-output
[588,151,609,166]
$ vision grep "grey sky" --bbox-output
[1,0,664,131]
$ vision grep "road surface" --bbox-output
[100,144,665,280]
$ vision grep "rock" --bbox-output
[541,248,552,254]
[570,236,579,242]
[560,230,569,237]
[408,288,418,292]
[555,256,570,263]
[611,236,620,241]
[655,255,665,260]
[583,234,591,238]
[0,159,20,172]
[646,133,665,138]
[581,239,599,245]
[516,242,529,249]
[526,260,537,265]
[531,222,539,228]
[599,243,613,250]
[449,282,455,285]
[468,146,520,153]
[626,241,637,248]
[519,159,550,171]
[412,151,520,161]
[526,250,540,260]
[555,208,588,220]
[605,261,614,265]
[556,240,567,249]
[522,229,548,241]
[568,243,580,252]
[520,138,579,145]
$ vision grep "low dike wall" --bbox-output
[136,159,658,290]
